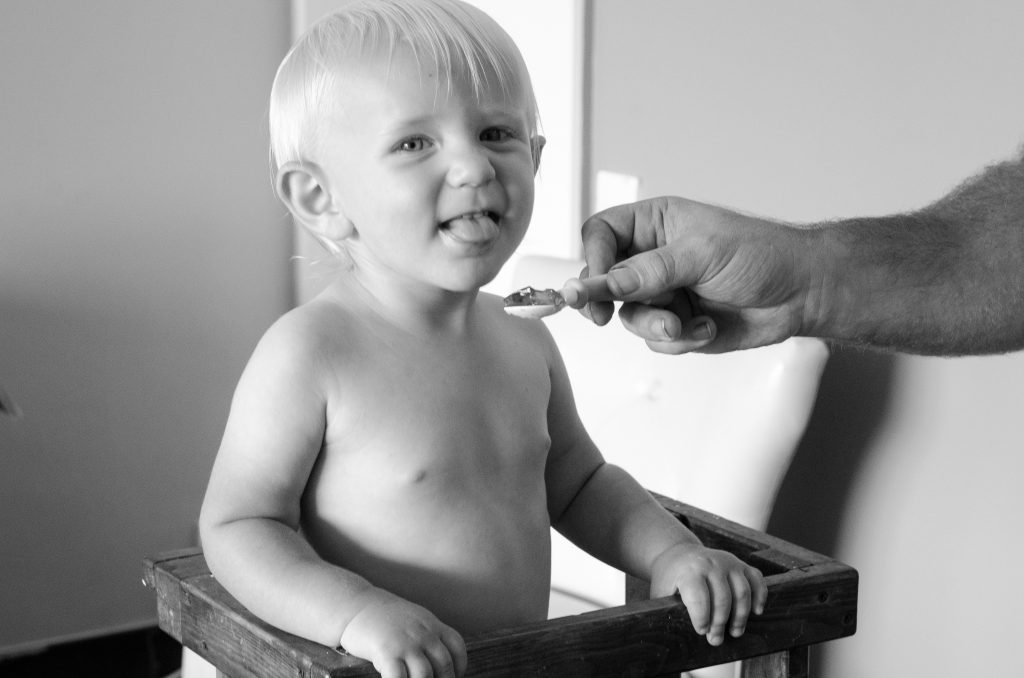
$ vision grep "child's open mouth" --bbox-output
[440,211,500,244]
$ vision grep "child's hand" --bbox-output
[340,589,468,678]
[649,542,767,646]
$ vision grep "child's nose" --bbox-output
[446,146,496,187]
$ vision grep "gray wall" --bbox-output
[589,2,1024,676]
[0,1,291,650]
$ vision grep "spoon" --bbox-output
[503,286,566,319]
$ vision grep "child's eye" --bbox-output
[395,137,431,153]
[480,127,516,143]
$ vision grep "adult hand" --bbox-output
[563,197,819,354]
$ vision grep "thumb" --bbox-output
[605,246,696,301]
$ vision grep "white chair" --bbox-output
[513,256,828,678]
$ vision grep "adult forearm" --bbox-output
[805,152,1024,355]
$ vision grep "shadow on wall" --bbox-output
[768,347,896,557]
[767,347,895,673]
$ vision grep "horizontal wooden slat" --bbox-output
[651,494,832,567]
[143,497,857,677]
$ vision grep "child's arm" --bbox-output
[540,330,767,646]
[198,319,466,678]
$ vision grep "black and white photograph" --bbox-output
[3,2,1022,677]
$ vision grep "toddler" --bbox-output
[199,2,766,677]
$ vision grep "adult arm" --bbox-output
[569,149,1024,356]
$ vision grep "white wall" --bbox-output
[589,2,1024,676]
[0,1,291,652]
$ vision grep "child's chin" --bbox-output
[439,264,503,292]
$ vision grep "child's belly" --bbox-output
[302,457,554,634]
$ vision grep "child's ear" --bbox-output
[275,161,355,242]
[531,135,546,174]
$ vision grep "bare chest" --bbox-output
[313,333,553,498]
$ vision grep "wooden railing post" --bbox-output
[739,647,809,678]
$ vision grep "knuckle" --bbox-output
[434,656,454,677]
[580,217,602,238]
[644,248,677,288]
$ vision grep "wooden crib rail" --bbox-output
[143,494,856,678]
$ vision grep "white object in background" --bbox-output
[594,170,640,212]
[182,648,217,678]
[508,255,828,607]
[514,256,828,678]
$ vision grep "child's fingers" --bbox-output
[706,572,733,646]
[727,569,753,638]
[402,653,433,678]
[749,566,768,616]
[423,641,458,678]
[375,657,408,678]
[440,627,468,677]
[677,578,712,636]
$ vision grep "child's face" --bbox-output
[317,48,538,295]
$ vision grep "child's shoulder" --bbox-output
[247,295,361,376]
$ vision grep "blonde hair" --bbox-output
[269,0,541,172]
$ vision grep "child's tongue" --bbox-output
[443,213,498,243]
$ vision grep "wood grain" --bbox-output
[143,496,856,677]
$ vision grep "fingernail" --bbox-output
[659,319,677,341]
[691,320,713,341]
[560,278,587,308]
[607,267,641,295]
